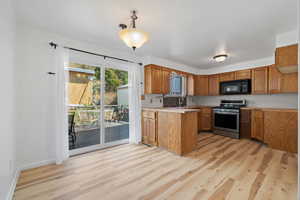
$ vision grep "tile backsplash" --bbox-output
[141,94,163,107]
[142,94,298,109]
[193,94,298,108]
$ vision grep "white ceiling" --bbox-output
[15,0,298,69]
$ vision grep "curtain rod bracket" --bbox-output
[49,42,58,49]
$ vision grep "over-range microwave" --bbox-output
[220,79,251,95]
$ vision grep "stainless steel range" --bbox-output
[213,99,246,139]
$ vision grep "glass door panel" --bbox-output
[66,63,101,150]
[104,68,129,143]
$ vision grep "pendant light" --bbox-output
[119,10,149,50]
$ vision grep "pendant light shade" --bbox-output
[119,28,149,50]
[119,10,149,50]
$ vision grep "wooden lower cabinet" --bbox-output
[250,109,298,153]
[142,111,157,146]
[240,109,251,139]
[157,111,198,155]
[251,110,264,141]
[199,107,212,131]
[264,110,298,153]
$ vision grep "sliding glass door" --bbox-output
[104,68,129,143]
[66,60,129,155]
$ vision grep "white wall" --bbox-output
[15,23,156,169]
[0,0,16,199]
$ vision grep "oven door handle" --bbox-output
[213,111,239,115]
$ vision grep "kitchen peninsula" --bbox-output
[142,107,200,155]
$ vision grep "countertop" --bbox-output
[240,107,297,112]
[142,107,201,113]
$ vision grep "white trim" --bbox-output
[276,30,299,48]
[69,139,129,156]
[6,170,20,200]
[64,67,95,74]
[100,66,105,146]
[19,159,56,171]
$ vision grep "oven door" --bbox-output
[213,111,239,133]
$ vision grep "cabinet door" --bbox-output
[200,108,212,131]
[281,72,298,93]
[268,65,281,94]
[251,67,268,94]
[197,111,201,132]
[144,65,162,94]
[251,110,264,141]
[142,116,149,144]
[195,75,209,96]
[161,68,170,94]
[235,69,251,80]
[264,111,297,153]
[187,74,195,96]
[148,118,157,145]
[275,44,298,68]
[240,109,251,139]
[151,66,162,94]
[208,75,219,96]
[157,112,169,149]
[220,72,235,82]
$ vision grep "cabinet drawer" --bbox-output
[201,107,212,114]
[253,110,263,118]
[142,111,156,119]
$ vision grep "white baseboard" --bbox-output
[6,169,20,200]
[5,159,56,200]
[20,159,55,171]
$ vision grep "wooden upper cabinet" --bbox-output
[208,75,219,96]
[187,74,195,96]
[251,109,264,141]
[195,75,209,96]
[275,44,298,68]
[268,65,281,94]
[219,72,235,82]
[144,64,162,94]
[161,68,171,94]
[235,69,251,80]
[251,67,268,94]
[281,72,298,93]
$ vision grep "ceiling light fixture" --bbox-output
[213,54,228,62]
[119,10,149,51]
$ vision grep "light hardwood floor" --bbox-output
[14,133,297,200]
